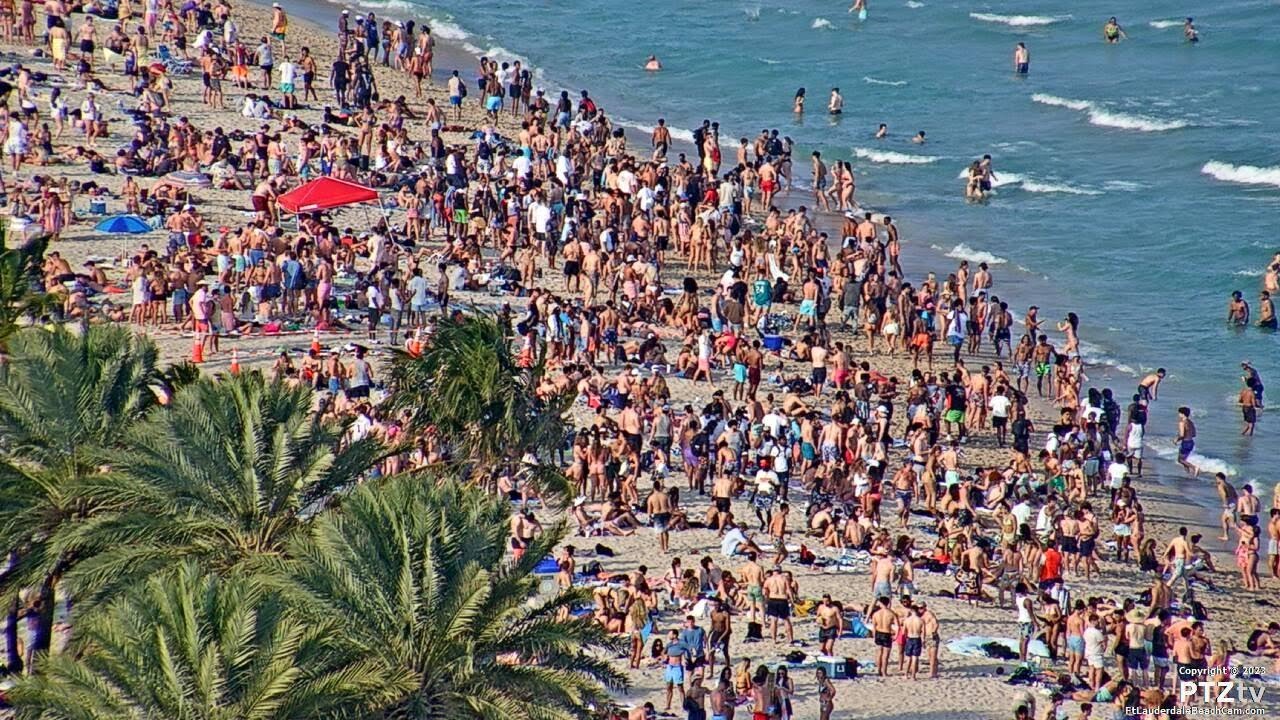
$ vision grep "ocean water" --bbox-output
[333,0,1279,496]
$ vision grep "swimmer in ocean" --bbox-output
[644,55,662,71]
[1103,17,1127,43]
[875,123,887,139]
[1013,42,1030,75]
[1183,18,1199,43]
[794,87,806,114]
[912,130,926,144]
[828,87,843,115]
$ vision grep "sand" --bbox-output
[2,2,1270,718]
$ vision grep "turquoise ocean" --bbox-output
[312,0,1280,500]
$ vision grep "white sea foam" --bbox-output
[1031,93,1091,111]
[757,58,783,65]
[1151,442,1238,477]
[1032,94,1189,132]
[954,169,1025,188]
[812,17,834,29]
[1078,341,1137,376]
[1103,180,1144,192]
[854,148,939,164]
[745,6,761,21]
[1233,269,1264,277]
[863,76,908,87]
[970,12,1070,27]
[1148,19,1183,29]
[931,243,1009,265]
[429,19,470,41]
[905,1,925,7]
[1018,181,1100,196]
[1201,161,1280,189]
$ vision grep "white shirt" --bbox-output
[278,60,297,85]
[512,153,532,178]
[616,169,636,195]
[1108,461,1128,490]
[408,275,429,305]
[555,154,573,184]
[365,284,384,309]
[989,394,1012,418]
[1011,501,1032,528]
[1083,626,1106,661]
[529,201,552,233]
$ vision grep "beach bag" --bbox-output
[746,621,764,641]
[581,560,603,578]
[594,543,615,557]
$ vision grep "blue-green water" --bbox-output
[348,0,1279,489]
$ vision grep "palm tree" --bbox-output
[0,236,56,362]
[385,312,572,498]
[285,474,627,719]
[6,562,396,720]
[0,325,170,673]
[61,371,387,611]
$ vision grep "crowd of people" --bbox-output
[1,0,1276,718]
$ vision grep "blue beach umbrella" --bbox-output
[94,214,152,234]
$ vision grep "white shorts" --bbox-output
[1126,425,1144,458]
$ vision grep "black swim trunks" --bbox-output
[766,598,790,620]
[819,626,838,641]
[874,631,892,648]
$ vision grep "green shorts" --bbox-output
[1035,363,1051,377]
[748,585,764,603]
[944,409,964,424]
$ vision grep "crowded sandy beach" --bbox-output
[0,1,1275,719]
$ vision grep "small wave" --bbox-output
[812,17,834,29]
[1103,180,1144,192]
[931,243,1009,265]
[745,6,761,20]
[1031,93,1091,111]
[906,1,925,7]
[1090,109,1187,132]
[1148,19,1183,29]
[1021,181,1103,196]
[428,19,470,41]
[757,58,783,65]
[970,12,1070,27]
[1201,161,1280,189]
[863,76,908,87]
[1078,341,1137,375]
[954,169,1025,188]
[1233,269,1264,277]
[1151,442,1238,477]
[854,148,939,165]
[1033,94,1188,133]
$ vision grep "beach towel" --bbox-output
[533,556,559,575]
[946,636,1051,659]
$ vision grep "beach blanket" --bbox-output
[946,636,1051,660]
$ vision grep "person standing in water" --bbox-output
[1175,406,1197,476]
[644,55,662,71]
[793,87,805,114]
[828,87,843,115]
[1183,18,1199,43]
[1103,17,1127,43]
[1014,42,1030,75]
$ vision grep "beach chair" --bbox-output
[153,45,193,75]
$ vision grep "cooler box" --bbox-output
[762,334,784,352]
[816,655,848,679]
[89,199,107,215]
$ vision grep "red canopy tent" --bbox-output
[276,177,380,214]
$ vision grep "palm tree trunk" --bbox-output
[32,578,54,660]
[4,595,20,675]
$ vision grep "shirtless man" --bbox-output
[816,594,843,655]
[1215,473,1239,541]
[811,151,831,212]
[902,605,925,680]
[738,552,765,624]
[762,568,793,643]
[869,596,897,677]
[509,509,542,561]
[1175,406,1197,476]
[870,552,895,602]
[1165,528,1192,599]
[1138,368,1166,403]
[828,87,843,115]
[920,601,940,678]
[646,480,673,552]
[1237,484,1261,528]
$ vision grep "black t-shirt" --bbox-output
[1011,418,1032,451]
[331,60,349,85]
[946,384,966,412]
